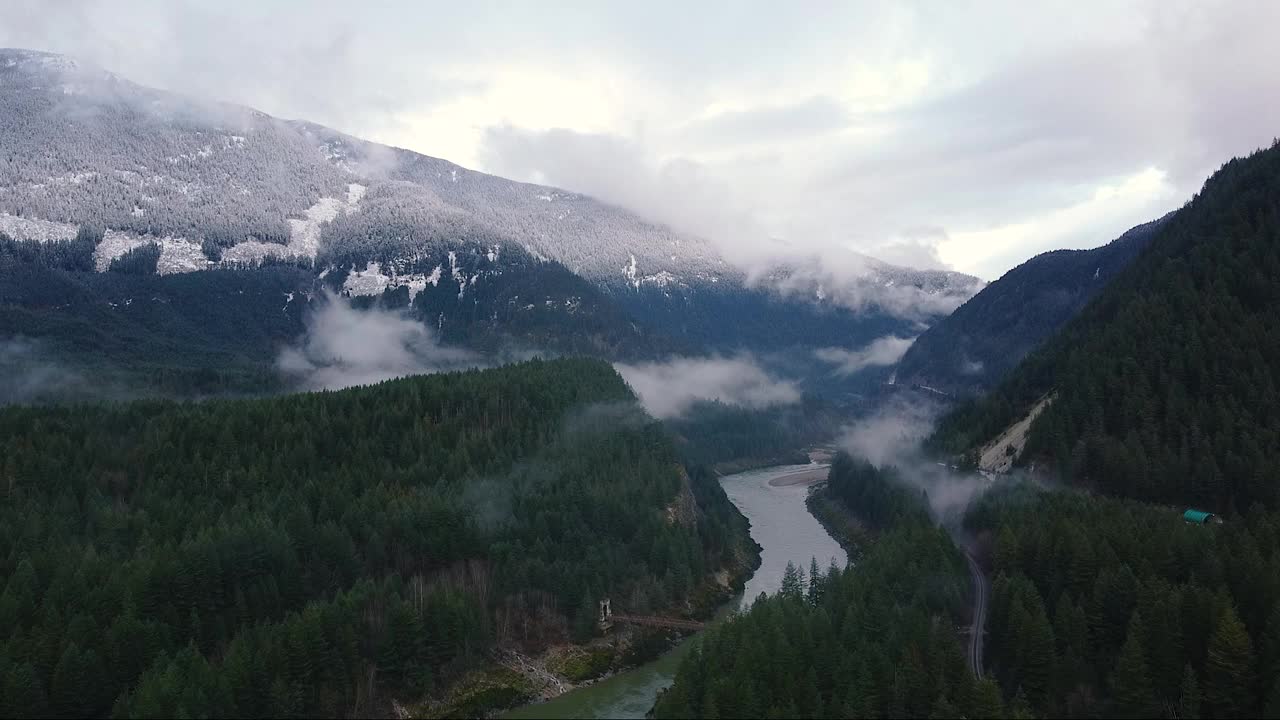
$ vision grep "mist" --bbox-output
[615,355,800,419]
[0,338,90,405]
[815,335,916,377]
[837,392,1010,525]
[278,292,481,390]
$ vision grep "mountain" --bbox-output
[0,48,978,379]
[893,216,1166,396]
[930,140,1280,511]
[0,357,756,717]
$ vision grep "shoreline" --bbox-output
[766,464,831,487]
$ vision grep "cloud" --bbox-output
[6,2,1279,280]
[815,336,916,376]
[278,292,480,390]
[0,338,88,405]
[838,395,940,468]
[615,355,800,419]
[478,125,769,259]
[835,395,988,522]
[836,392,1054,524]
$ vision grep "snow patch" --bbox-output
[449,251,468,299]
[222,185,363,265]
[156,237,211,274]
[93,232,211,274]
[342,261,391,297]
[346,183,366,205]
[623,254,639,288]
[94,232,148,271]
[638,271,678,288]
[0,213,77,242]
[341,261,443,301]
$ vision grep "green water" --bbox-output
[503,464,846,719]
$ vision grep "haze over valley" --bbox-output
[2,3,1280,719]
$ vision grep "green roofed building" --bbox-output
[1183,509,1214,525]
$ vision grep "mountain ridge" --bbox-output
[893,214,1168,395]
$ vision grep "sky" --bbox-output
[3,0,1278,279]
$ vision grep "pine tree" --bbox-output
[1203,605,1257,719]
[1263,680,1280,720]
[1111,612,1157,719]
[1008,686,1036,719]
[780,562,804,602]
[1019,597,1056,709]
[1178,664,1201,720]
[808,557,823,606]
[2,663,49,719]
[967,677,1004,719]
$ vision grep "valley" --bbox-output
[504,462,847,719]
[3,10,1280,719]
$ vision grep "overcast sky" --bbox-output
[4,0,1278,278]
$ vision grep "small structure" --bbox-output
[1183,509,1215,525]
[598,598,613,631]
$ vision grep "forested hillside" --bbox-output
[654,455,995,718]
[965,483,1280,718]
[0,358,751,717]
[0,47,983,393]
[1,232,315,397]
[930,141,1280,511]
[894,216,1164,396]
[662,398,836,470]
[0,229,687,399]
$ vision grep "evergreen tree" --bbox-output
[967,677,1004,719]
[1203,605,1257,719]
[1178,664,1201,720]
[1112,612,1157,719]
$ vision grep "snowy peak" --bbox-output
[0,48,965,324]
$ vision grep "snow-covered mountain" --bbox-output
[0,48,728,289]
[0,47,987,387]
[0,48,976,309]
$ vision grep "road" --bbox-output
[965,550,988,678]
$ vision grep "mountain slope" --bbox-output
[0,357,754,717]
[894,216,1166,395]
[930,140,1280,511]
[0,47,978,370]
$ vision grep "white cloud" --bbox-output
[615,355,800,419]
[5,1,1278,278]
[938,167,1177,278]
[279,292,480,390]
[815,336,916,376]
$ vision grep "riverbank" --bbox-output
[500,464,846,719]
[805,486,868,559]
[766,464,829,487]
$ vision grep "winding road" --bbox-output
[965,550,988,679]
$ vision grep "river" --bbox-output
[503,463,846,719]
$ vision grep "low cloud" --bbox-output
[815,336,916,376]
[278,292,480,390]
[837,393,1006,524]
[747,250,984,321]
[838,394,941,468]
[615,355,800,419]
[0,338,88,405]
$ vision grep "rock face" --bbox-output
[666,467,700,529]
